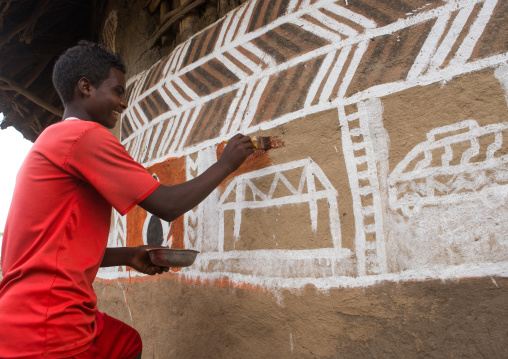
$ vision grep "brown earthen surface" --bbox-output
[94,276,508,358]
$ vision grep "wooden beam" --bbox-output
[20,56,52,89]
[148,0,207,49]
[147,0,162,14]
[0,0,14,32]
[0,75,63,117]
[9,56,53,104]
[20,0,56,44]
[0,0,54,49]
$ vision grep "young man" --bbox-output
[0,41,253,358]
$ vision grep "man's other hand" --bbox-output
[129,245,170,275]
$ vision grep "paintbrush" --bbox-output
[225,136,284,150]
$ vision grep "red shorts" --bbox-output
[68,312,142,359]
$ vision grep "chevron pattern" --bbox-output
[120,0,506,170]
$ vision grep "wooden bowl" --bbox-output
[147,248,199,267]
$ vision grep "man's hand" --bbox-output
[129,245,170,275]
[218,134,255,173]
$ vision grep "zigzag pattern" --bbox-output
[217,158,341,251]
[120,0,376,149]
[121,0,506,169]
[407,0,498,79]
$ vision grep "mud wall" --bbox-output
[95,0,508,357]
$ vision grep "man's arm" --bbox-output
[101,246,169,275]
[138,134,254,222]
[101,135,253,275]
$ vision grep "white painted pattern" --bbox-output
[388,120,508,216]
[213,158,343,277]
[122,0,504,167]
[105,0,508,289]
[337,99,387,276]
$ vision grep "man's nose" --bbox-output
[120,96,128,109]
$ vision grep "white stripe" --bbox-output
[165,81,188,106]
[351,143,366,153]
[236,0,258,39]
[358,186,374,196]
[299,0,311,10]
[220,84,246,137]
[163,50,178,77]
[130,135,143,161]
[228,48,263,73]
[223,3,248,46]
[355,155,368,164]
[131,104,146,129]
[138,126,153,162]
[319,46,351,103]
[162,115,182,156]
[291,18,343,43]
[428,4,475,71]
[216,53,247,80]
[305,51,336,107]
[451,0,498,65]
[241,42,277,67]
[131,76,146,103]
[240,76,270,132]
[285,0,300,15]
[228,82,256,135]
[324,3,377,29]
[346,112,360,122]
[215,11,234,51]
[122,111,136,134]
[311,11,358,37]
[147,122,164,161]
[175,41,191,72]
[407,13,451,79]
[124,138,132,153]
[337,41,369,99]
[173,77,200,101]
[169,110,191,153]
[156,117,176,159]
[169,43,185,73]
[157,86,179,111]
[178,106,202,152]
[364,224,376,233]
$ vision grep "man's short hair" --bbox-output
[52,41,126,105]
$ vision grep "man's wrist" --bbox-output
[127,247,138,268]
[214,160,235,177]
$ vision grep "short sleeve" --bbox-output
[64,125,160,215]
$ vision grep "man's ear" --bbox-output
[77,77,92,97]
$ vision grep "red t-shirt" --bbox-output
[0,118,160,358]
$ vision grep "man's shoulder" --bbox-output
[43,118,104,135]
[38,119,113,145]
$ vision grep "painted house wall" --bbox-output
[94,0,508,357]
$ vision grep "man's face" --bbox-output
[87,67,127,129]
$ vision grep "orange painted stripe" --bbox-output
[95,271,265,292]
